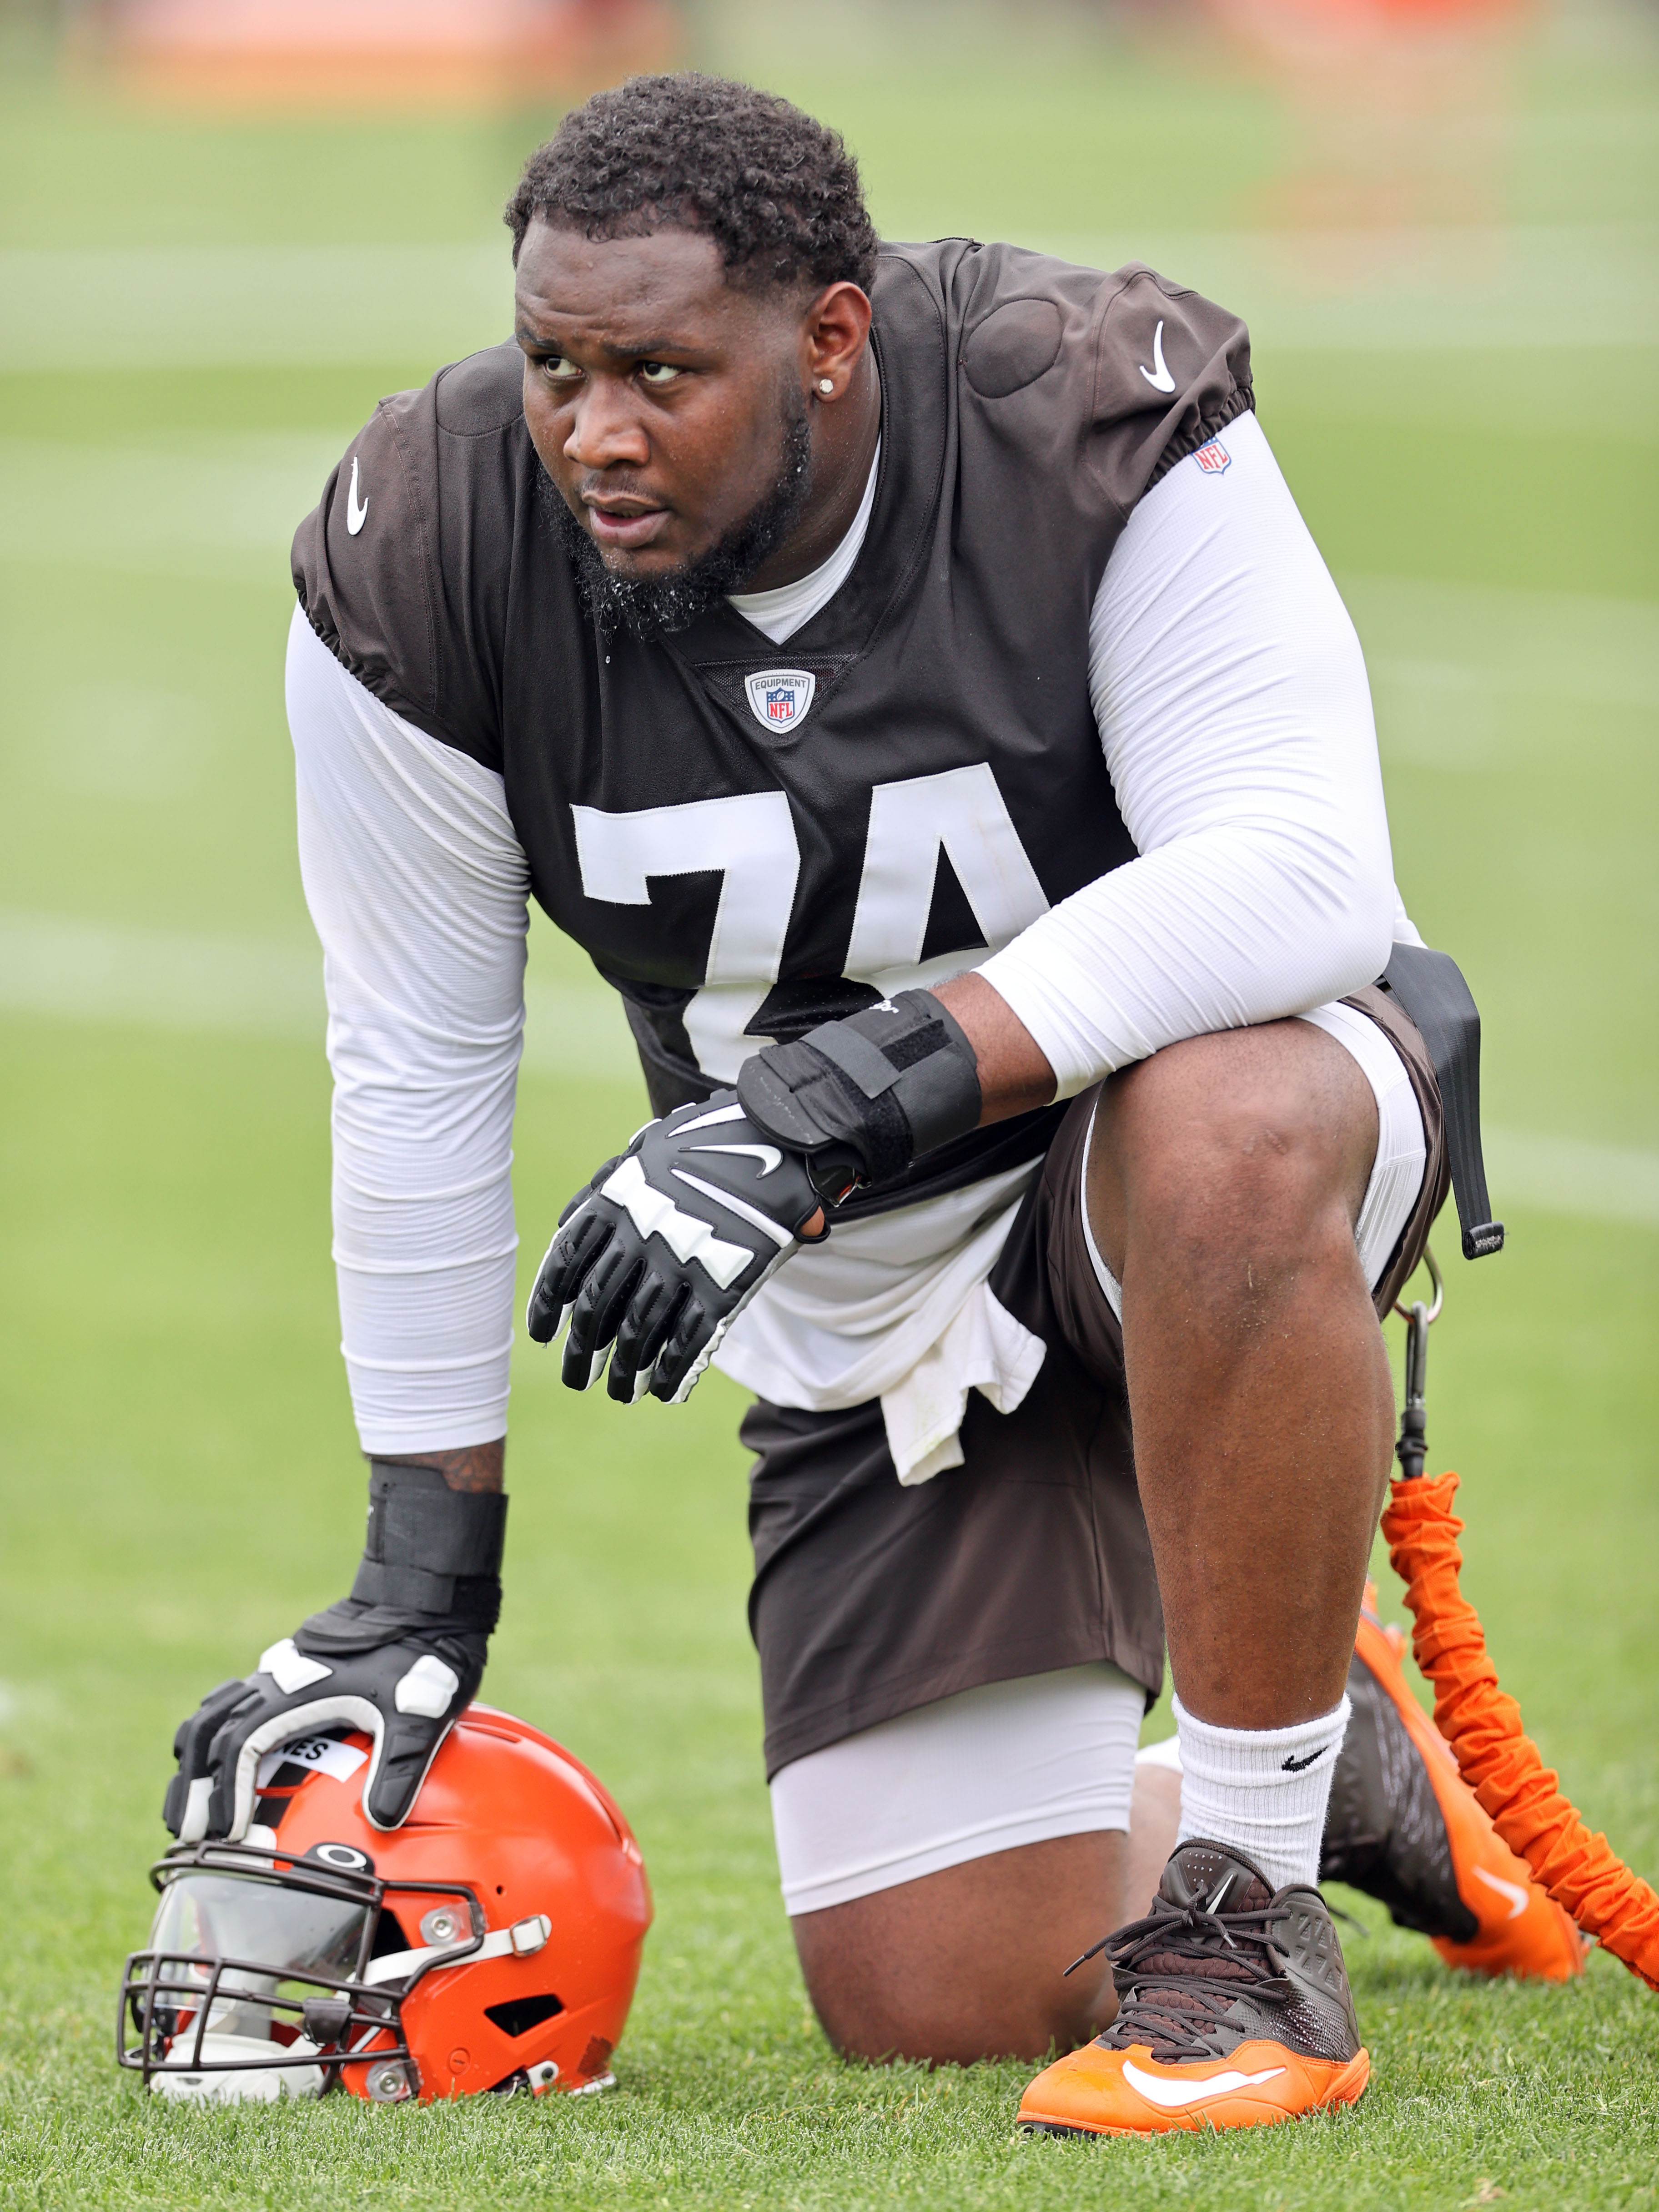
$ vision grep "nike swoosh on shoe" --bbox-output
[1121,2059,1286,2109]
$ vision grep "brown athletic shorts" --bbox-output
[743,987,1450,1779]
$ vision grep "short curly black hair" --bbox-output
[505,73,878,296]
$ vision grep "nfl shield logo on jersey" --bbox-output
[744,669,817,733]
[1193,439,1232,474]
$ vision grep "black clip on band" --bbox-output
[1377,942,1504,1261]
[1393,1246,1443,1481]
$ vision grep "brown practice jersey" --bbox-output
[292,240,1252,1215]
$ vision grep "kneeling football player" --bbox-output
[166,75,1579,2131]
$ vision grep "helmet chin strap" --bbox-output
[362,1911,552,1989]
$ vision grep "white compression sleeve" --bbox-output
[978,411,1399,1098]
[287,609,531,1454]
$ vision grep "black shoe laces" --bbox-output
[1067,1892,1299,2064]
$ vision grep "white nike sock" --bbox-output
[1171,1692,1351,1893]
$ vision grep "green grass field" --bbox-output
[1,2,1656,2204]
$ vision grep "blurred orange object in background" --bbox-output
[1186,0,1535,233]
[71,0,683,110]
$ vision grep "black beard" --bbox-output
[541,399,814,644]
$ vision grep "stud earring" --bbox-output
[817,377,835,396]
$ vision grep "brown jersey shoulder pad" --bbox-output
[290,340,527,771]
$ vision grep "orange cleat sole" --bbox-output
[1356,1582,1586,1981]
[1018,2038,1371,2136]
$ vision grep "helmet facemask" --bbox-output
[121,1838,515,2103]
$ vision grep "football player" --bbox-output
[165,76,1581,2132]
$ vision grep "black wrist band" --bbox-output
[737,988,983,1196]
[345,1462,508,1627]
[802,991,982,1157]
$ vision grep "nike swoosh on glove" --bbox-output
[163,1464,504,1840]
[525,1094,830,1406]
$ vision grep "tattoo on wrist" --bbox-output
[372,1441,505,1494]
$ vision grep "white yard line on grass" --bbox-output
[1343,575,1659,695]
[1485,1126,1659,1232]
[0,435,343,579]
[1,907,1652,1229]
[0,908,640,1084]
[1035,222,1659,354]
[9,416,1659,674]
[0,242,514,373]
[1343,575,1659,766]
[1,224,1654,370]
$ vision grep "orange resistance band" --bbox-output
[1382,1471,1659,1992]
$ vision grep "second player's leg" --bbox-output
[791,1831,1124,2065]
[1086,1017,1391,1728]
[788,1752,1187,2065]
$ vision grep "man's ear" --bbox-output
[802,282,872,403]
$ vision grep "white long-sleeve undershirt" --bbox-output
[978,411,1397,1091]
[289,622,530,1453]
[287,408,1411,1451]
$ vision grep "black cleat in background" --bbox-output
[1320,1648,1480,1945]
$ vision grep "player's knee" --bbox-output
[789,1878,1113,2067]
[794,1937,1107,2068]
[1096,1024,1370,1272]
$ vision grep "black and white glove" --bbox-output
[525,990,981,1405]
[163,1463,506,1841]
[524,1093,830,1405]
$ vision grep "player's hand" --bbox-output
[525,1092,830,1405]
[163,1466,505,1841]
[163,1623,487,1844]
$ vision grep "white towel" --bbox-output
[879,1280,1047,1485]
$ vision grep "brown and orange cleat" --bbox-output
[1320,1581,1586,1982]
[1018,1840,1370,2137]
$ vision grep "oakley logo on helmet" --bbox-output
[305,1841,374,1873]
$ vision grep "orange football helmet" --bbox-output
[120,1704,651,2103]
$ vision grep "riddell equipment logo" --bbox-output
[744,669,816,733]
[1194,440,1232,475]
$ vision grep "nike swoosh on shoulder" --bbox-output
[346,453,369,537]
[1121,2059,1286,2110]
[1138,317,1176,394]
